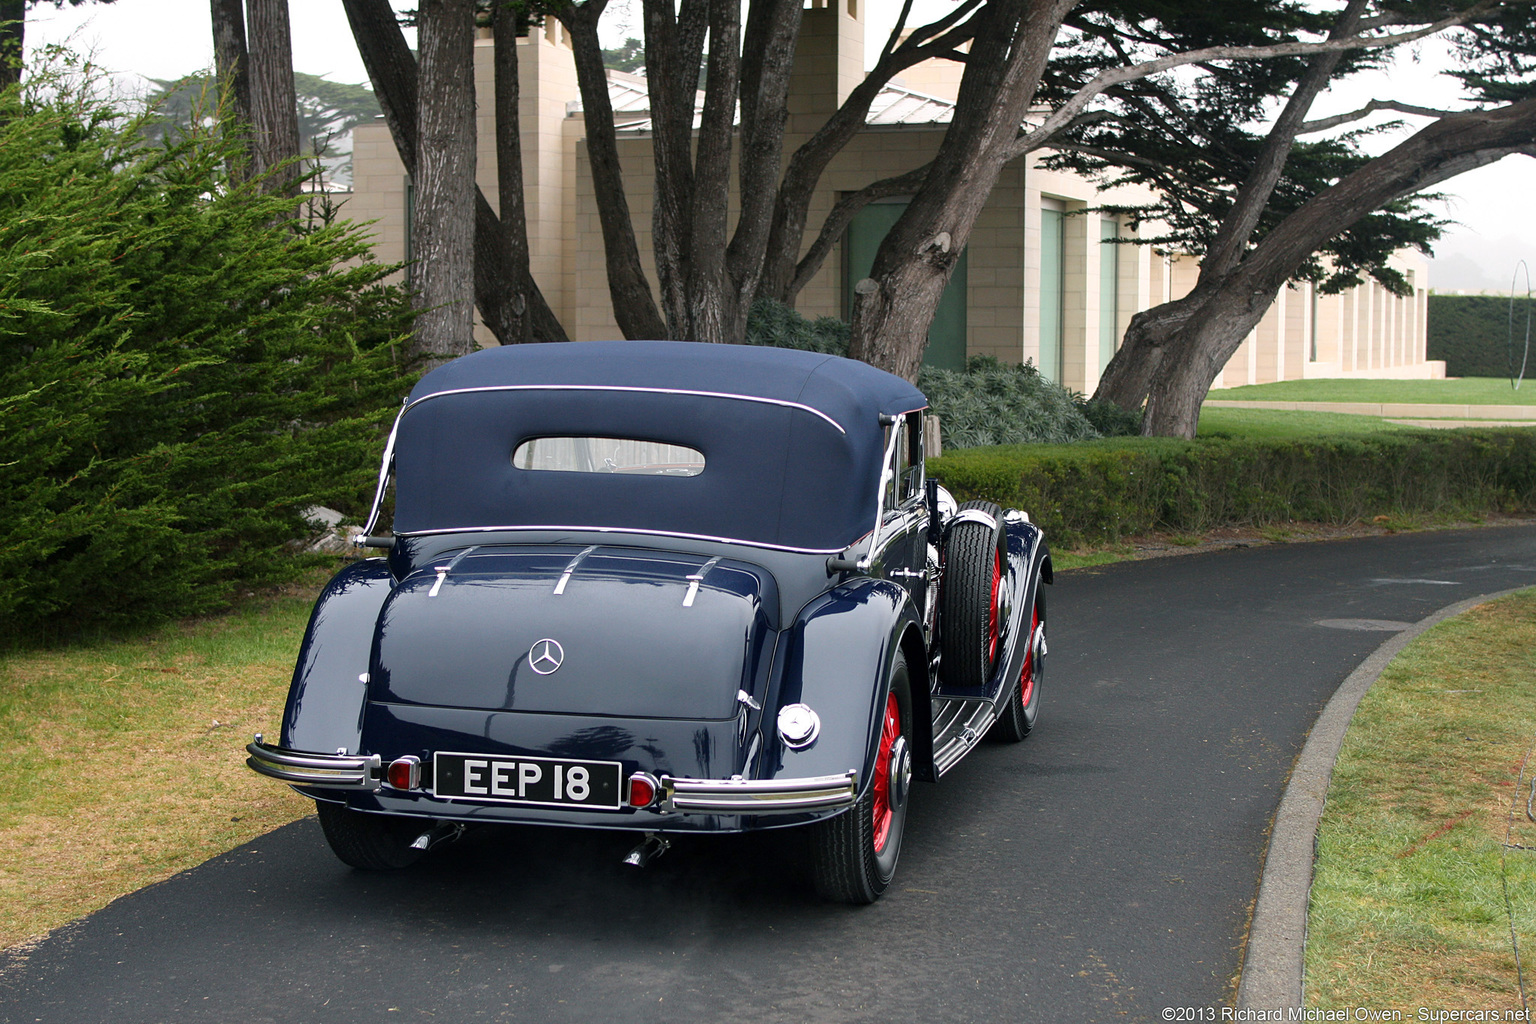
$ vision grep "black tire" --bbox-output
[316,802,428,870]
[941,499,1008,690]
[990,584,1043,743]
[810,649,913,904]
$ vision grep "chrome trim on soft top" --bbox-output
[246,736,382,791]
[660,771,857,813]
[404,384,850,434]
[393,524,850,556]
[359,398,408,539]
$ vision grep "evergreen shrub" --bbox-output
[742,299,1101,446]
[929,429,1536,549]
[0,56,416,639]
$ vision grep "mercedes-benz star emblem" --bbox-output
[528,638,564,675]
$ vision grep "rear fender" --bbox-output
[766,578,926,800]
[995,519,1051,707]
[280,559,394,754]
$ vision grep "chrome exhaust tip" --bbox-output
[622,832,671,868]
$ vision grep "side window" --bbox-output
[902,415,924,503]
[883,415,924,511]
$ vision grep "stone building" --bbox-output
[343,1,1441,393]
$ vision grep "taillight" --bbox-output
[387,755,421,790]
[627,772,659,808]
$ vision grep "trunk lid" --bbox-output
[370,546,775,721]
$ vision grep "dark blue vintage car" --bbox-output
[248,341,1051,903]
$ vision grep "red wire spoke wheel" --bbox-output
[990,581,1044,744]
[871,690,901,852]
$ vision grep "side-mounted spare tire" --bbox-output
[940,499,1008,690]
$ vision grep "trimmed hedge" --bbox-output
[1427,294,1536,379]
[929,429,1536,549]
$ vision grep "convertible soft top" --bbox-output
[390,341,928,552]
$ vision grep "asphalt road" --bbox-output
[5,526,1536,1024]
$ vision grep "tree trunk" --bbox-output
[410,0,477,365]
[1137,97,1536,438]
[1094,0,1369,414]
[246,0,300,196]
[209,0,253,183]
[722,0,801,341]
[642,0,706,338]
[848,0,1072,382]
[683,0,741,343]
[342,0,567,345]
[492,5,531,345]
[0,0,24,92]
[558,1,668,340]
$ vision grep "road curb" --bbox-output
[1236,585,1533,1011]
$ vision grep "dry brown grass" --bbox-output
[0,596,317,948]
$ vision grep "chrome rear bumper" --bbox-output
[660,771,858,814]
[246,736,857,815]
[246,736,382,790]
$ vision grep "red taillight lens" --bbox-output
[627,773,658,808]
[387,756,420,790]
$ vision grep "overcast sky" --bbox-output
[23,0,1535,293]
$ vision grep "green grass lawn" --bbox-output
[1209,376,1536,405]
[1305,589,1536,1010]
[1195,406,1417,439]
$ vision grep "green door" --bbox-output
[845,201,968,371]
[1039,205,1064,382]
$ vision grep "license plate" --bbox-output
[432,752,623,810]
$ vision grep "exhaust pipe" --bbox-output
[410,822,466,851]
[622,832,671,868]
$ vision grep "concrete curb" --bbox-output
[1236,586,1533,1011]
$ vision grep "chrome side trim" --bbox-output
[246,737,382,791]
[402,385,850,434]
[660,771,858,813]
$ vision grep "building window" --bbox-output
[1098,217,1119,374]
[1039,200,1065,381]
[1309,285,1318,362]
[844,198,968,371]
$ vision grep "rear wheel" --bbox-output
[810,649,913,904]
[316,802,427,870]
[941,500,1007,689]
[990,585,1044,743]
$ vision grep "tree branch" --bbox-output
[1299,98,1467,134]
[1009,0,1514,161]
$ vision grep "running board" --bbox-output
[929,696,997,777]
